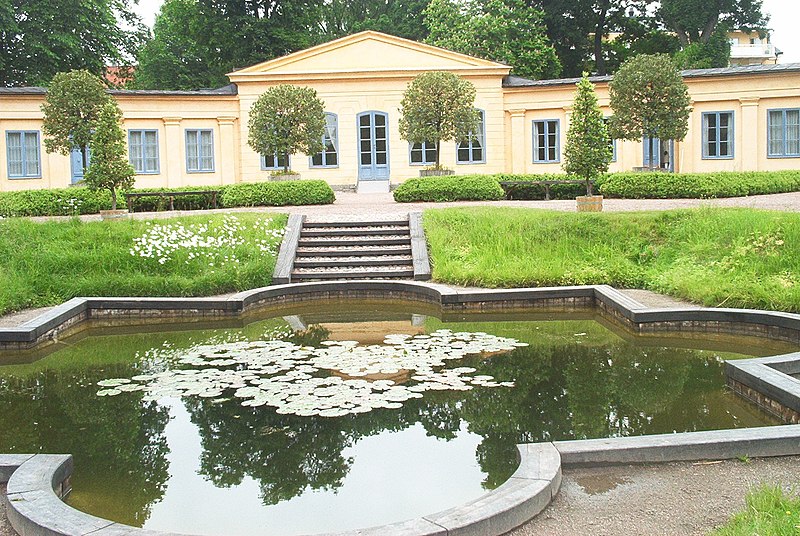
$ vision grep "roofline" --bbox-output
[0,84,239,97]
[503,63,800,89]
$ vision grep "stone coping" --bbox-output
[4,281,800,535]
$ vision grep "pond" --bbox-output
[0,301,794,536]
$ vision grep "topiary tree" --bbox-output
[399,71,479,170]
[563,73,612,197]
[248,85,326,174]
[609,54,691,171]
[83,100,135,210]
[41,70,110,174]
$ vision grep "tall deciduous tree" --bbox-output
[424,0,561,80]
[0,0,146,87]
[398,71,479,170]
[248,85,326,174]
[563,74,612,196]
[134,0,323,90]
[609,54,691,171]
[318,0,430,42]
[84,101,136,210]
[658,0,767,46]
[41,70,110,174]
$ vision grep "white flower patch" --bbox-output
[129,215,286,266]
[97,330,524,417]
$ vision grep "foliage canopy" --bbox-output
[398,71,479,169]
[609,54,691,169]
[41,70,110,170]
[247,85,326,174]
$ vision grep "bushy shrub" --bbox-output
[599,171,800,199]
[393,175,505,202]
[0,180,335,217]
[0,187,112,217]
[220,180,335,207]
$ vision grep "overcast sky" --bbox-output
[133,0,800,64]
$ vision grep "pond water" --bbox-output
[0,301,794,536]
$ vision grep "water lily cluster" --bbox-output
[97,330,525,418]
[129,215,285,266]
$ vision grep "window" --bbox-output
[6,131,41,179]
[128,130,159,174]
[603,118,617,162]
[532,120,559,163]
[311,113,338,168]
[261,153,289,170]
[185,129,214,172]
[768,109,800,158]
[457,110,486,164]
[410,141,437,165]
[702,112,734,159]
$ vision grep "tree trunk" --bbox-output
[110,188,117,211]
[283,152,290,174]
[699,11,720,44]
[586,178,593,197]
[435,140,441,169]
[594,0,610,75]
[649,137,656,172]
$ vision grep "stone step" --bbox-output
[297,236,411,247]
[292,266,415,280]
[303,219,409,228]
[295,245,412,257]
[300,226,409,237]
[293,255,412,268]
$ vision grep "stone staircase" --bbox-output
[273,214,430,283]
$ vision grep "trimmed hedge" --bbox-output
[599,170,800,199]
[220,180,335,207]
[393,175,505,202]
[0,180,335,217]
[494,173,598,200]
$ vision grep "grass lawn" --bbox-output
[424,207,800,312]
[713,485,800,535]
[0,212,287,316]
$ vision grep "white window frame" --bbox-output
[185,129,215,173]
[768,108,800,158]
[409,140,437,165]
[702,111,734,160]
[128,129,160,174]
[532,119,560,163]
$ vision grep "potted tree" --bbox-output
[399,71,479,176]
[563,73,612,212]
[84,100,136,219]
[248,84,326,181]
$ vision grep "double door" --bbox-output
[357,111,390,181]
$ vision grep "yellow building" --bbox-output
[1,31,799,194]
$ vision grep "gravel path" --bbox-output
[0,485,12,536]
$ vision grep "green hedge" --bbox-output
[0,180,335,217]
[393,175,505,202]
[220,180,335,207]
[494,173,597,200]
[599,171,800,199]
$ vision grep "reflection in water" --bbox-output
[0,306,791,535]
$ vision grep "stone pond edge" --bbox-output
[3,281,800,535]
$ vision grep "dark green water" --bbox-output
[0,302,793,536]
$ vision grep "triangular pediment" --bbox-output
[228,31,509,79]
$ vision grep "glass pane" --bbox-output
[719,113,729,128]
[7,133,22,176]
[361,153,371,166]
[425,147,436,163]
[473,147,483,161]
[24,133,39,176]
[360,127,371,140]
[312,153,322,167]
[277,154,288,168]
[359,115,370,127]
[787,110,800,155]
[186,132,198,170]
[374,114,385,127]
[769,111,784,155]
[410,147,422,163]
[375,127,385,140]
[376,152,386,165]
[360,140,371,153]
[327,153,337,166]
[376,140,386,153]
[719,141,729,156]
[457,147,470,162]
[707,142,718,157]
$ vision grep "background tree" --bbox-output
[134,0,323,90]
[563,74,612,196]
[424,0,561,80]
[83,100,136,210]
[609,54,691,171]
[658,0,767,47]
[41,70,110,174]
[318,0,430,42]
[398,71,479,170]
[248,85,326,174]
[0,0,146,87]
